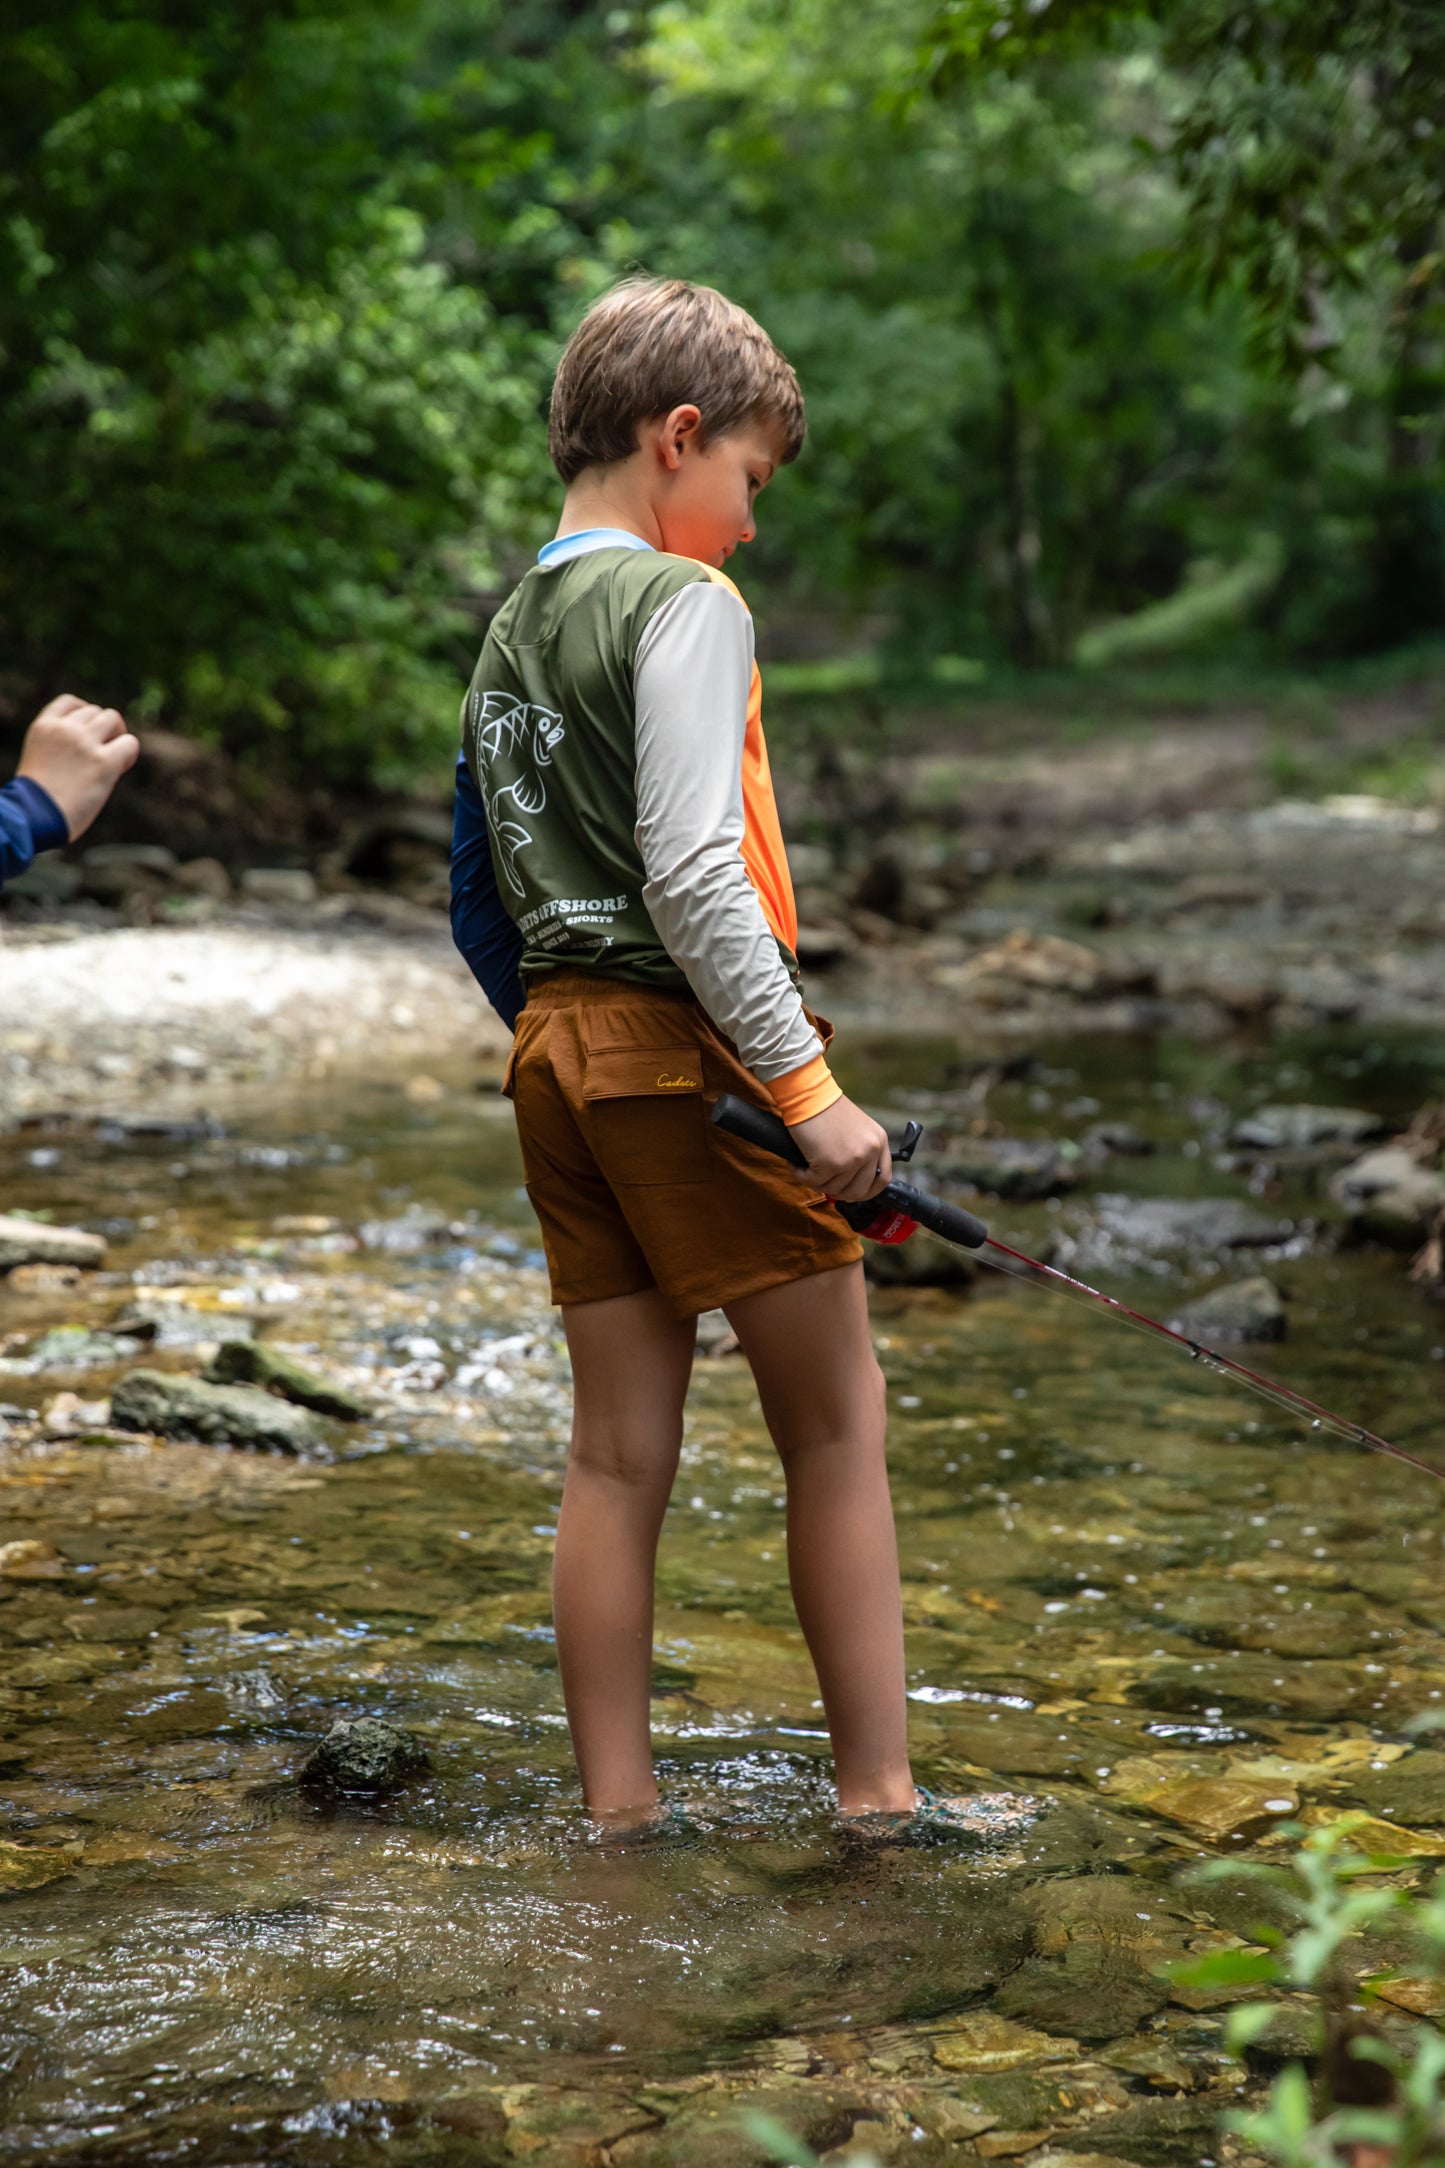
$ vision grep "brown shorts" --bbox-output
[502,974,863,1316]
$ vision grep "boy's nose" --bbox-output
[739,514,756,544]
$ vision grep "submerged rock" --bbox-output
[1082,1121,1155,1158]
[1082,1195,1296,1257]
[1229,1105,1384,1153]
[864,1230,976,1289]
[1145,1776,1298,1844]
[0,1216,106,1273]
[1167,1277,1285,1344]
[298,1717,428,1794]
[1348,1749,1445,1827]
[20,1325,146,1370]
[205,1339,370,1420]
[1330,1145,1445,1246]
[110,1368,322,1453]
[935,1140,1078,1201]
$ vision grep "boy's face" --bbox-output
[654,411,789,569]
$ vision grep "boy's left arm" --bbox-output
[450,755,525,1028]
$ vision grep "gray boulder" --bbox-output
[1092,1196,1295,1253]
[1168,1276,1285,1344]
[0,1216,106,1272]
[205,1339,369,1420]
[299,1717,428,1794]
[934,1139,1078,1201]
[1329,1145,1445,1246]
[1230,1105,1384,1153]
[110,1368,322,1454]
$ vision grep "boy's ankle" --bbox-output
[836,1780,918,1817]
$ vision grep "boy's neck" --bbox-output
[555,465,663,550]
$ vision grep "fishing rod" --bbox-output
[710,1093,1444,1485]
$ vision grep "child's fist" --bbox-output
[17,694,140,843]
[786,1095,892,1203]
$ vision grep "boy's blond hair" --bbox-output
[548,276,806,484]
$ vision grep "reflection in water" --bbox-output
[1,1031,1443,2161]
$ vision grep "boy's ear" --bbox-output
[656,404,704,470]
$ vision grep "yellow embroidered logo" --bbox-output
[655,1073,697,1090]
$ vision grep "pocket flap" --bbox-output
[583,1045,704,1102]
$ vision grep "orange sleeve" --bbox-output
[766,1053,842,1126]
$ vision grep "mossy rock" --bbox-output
[205,1338,370,1421]
[111,1368,323,1454]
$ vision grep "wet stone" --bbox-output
[1329,1145,1445,1246]
[1167,1276,1285,1344]
[1150,1582,1392,1659]
[992,1945,1170,2041]
[864,1231,976,1289]
[1097,2038,1195,2091]
[930,2011,1074,2073]
[0,1839,79,1893]
[1145,1777,1298,1844]
[932,1139,1078,1201]
[297,1717,428,1795]
[1071,1195,1296,1263]
[1347,1749,1445,1826]
[0,1215,106,1272]
[1128,1654,1367,1720]
[205,1338,370,1420]
[1229,1105,1384,1153]
[18,1325,145,1370]
[111,1368,324,1454]
[1082,1122,1155,1158]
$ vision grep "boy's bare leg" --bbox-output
[724,1260,916,1814]
[555,1286,696,1818]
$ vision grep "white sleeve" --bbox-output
[633,581,821,1082]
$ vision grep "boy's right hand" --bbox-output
[787,1094,892,1203]
[17,695,140,843]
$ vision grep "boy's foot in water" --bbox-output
[839,1786,1041,1845]
[588,1800,699,1851]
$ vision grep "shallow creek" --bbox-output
[1,1028,1444,2165]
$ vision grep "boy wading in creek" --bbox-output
[452,277,1033,1842]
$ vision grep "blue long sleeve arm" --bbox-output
[0,776,68,890]
[450,755,525,1030]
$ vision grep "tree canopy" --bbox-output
[2,0,1440,785]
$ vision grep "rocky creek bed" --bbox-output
[2,1005,1445,2165]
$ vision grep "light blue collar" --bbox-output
[538,526,656,567]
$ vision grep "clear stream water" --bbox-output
[1,1026,1443,2164]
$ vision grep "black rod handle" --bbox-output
[889,1179,990,1251]
[711,1092,809,1168]
[710,1093,990,1251]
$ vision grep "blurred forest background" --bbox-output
[1,0,1441,801]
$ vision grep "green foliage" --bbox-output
[1167,1815,1445,2168]
[0,0,563,784]
[2,0,1441,784]
[923,0,1445,652]
[739,2107,879,2168]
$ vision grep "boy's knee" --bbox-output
[570,1424,681,1490]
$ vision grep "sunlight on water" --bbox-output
[1,1030,1443,2161]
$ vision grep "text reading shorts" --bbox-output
[503,973,863,1315]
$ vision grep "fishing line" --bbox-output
[710,1093,1445,1486]
[968,1236,1444,1481]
